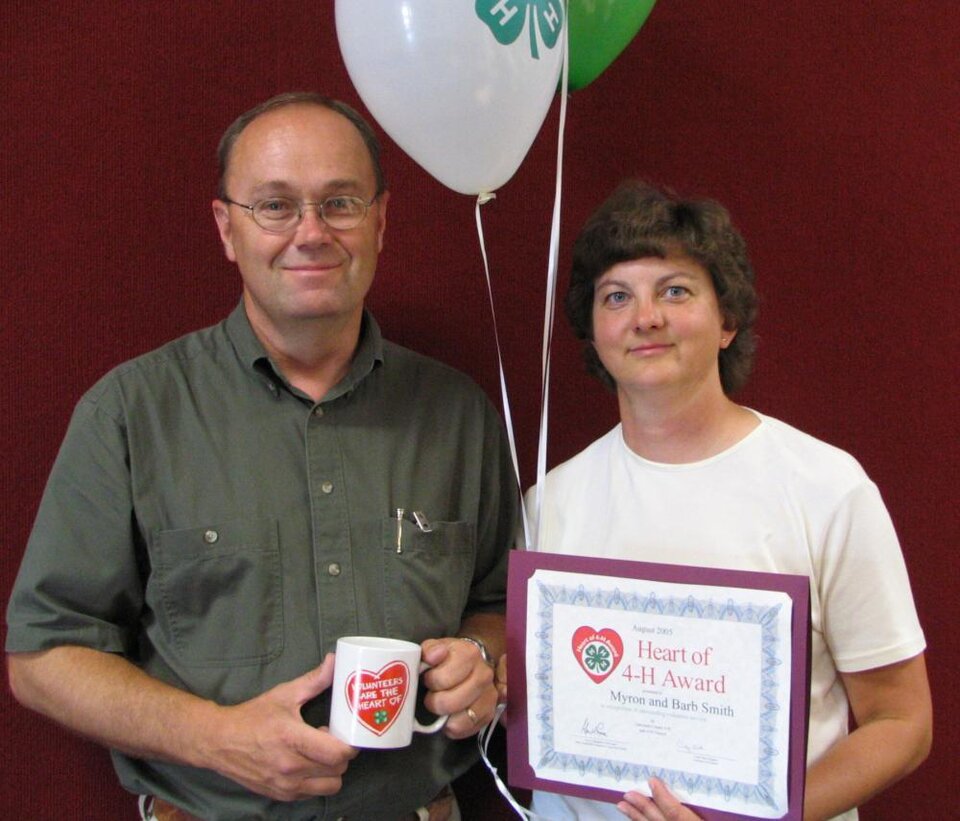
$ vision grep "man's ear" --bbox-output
[375,190,389,254]
[212,199,237,263]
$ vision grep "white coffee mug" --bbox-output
[329,636,449,748]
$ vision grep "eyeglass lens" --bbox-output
[252,197,368,231]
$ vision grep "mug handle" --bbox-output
[413,661,449,734]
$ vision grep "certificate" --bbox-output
[506,550,810,820]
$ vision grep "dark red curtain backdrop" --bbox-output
[2,2,956,818]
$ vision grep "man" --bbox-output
[6,92,517,820]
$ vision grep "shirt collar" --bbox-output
[224,301,384,400]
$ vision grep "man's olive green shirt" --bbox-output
[6,303,517,820]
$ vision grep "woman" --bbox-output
[509,182,931,820]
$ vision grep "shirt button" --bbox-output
[321,481,334,494]
[313,406,324,417]
[328,563,342,577]
[203,529,219,544]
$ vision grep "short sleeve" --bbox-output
[6,384,145,655]
[818,480,926,672]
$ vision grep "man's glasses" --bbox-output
[222,194,378,233]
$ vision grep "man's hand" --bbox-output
[8,646,357,803]
[495,653,508,704]
[618,778,703,821]
[207,653,358,801]
[494,653,509,725]
[420,637,497,739]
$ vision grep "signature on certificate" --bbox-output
[581,718,608,737]
[677,740,735,763]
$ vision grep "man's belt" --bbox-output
[150,783,456,821]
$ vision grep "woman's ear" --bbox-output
[719,326,738,349]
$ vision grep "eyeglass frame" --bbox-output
[220,192,381,233]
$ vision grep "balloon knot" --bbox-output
[477,192,497,205]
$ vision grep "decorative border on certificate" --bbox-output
[506,550,810,821]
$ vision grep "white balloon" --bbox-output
[335,0,564,196]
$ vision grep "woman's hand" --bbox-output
[618,777,703,821]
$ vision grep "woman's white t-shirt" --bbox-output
[526,413,925,821]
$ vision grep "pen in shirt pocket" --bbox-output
[395,507,433,553]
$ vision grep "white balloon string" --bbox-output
[478,705,549,820]
[532,4,570,553]
[476,12,571,817]
[475,193,532,552]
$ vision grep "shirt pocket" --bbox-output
[152,516,283,666]
[381,519,475,642]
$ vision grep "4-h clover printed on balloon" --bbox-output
[336,0,564,194]
[476,0,564,60]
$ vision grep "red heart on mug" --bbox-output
[571,626,624,684]
[345,661,410,736]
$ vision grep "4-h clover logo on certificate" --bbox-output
[476,0,564,59]
[585,643,611,671]
[572,626,624,684]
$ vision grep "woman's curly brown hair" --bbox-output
[565,181,758,395]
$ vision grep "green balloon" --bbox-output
[567,0,658,91]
